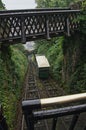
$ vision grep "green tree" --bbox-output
[0,0,5,9]
[35,0,82,8]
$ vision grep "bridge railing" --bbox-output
[0,9,80,44]
[22,93,86,130]
[0,8,71,13]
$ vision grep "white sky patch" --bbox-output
[2,0,37,9]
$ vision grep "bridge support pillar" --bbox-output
[21,17,26,44]
[46,16,51,40]
[66,18,70,36]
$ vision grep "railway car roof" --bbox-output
[36,55,50,68]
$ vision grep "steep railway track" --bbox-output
[21,57,86,130]
[21,56,67,130]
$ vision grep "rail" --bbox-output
[22,92,86,130]
[0,9,80,44]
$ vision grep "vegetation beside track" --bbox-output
[35,0,86,94]
[0,43,28,130]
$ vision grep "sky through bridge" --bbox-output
[2,0,37,9]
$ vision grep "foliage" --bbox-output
[11,45,28,84]
[46,37,64,81]
[79,1,86,34]
[67,1,86,93]
[35,0,81,8]
[0,0,5,9]
[35,37,64,83]
[62,33,86,94]
[0,44,28,130]
[82,0,86,10]
[35,39,51,54]
[68,64,86,93]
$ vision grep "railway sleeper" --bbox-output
[29,89,38,93]
[28,85,37,90]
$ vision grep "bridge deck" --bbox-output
[0,9,80,44]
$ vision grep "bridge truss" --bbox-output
[0,9,80,44]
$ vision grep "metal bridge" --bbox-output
[0,8,80,44]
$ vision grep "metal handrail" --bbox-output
[22,93,86,109]
[0,8,71,13]
[22,93,86,130]
[0,9,80,16]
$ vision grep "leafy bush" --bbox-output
[11,46,28,83]
[0,44,28,130]
[46,37,64,81]
[0,0,5,9]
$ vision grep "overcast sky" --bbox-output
[2,0,37,10]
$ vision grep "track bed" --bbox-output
[21,57,86,130]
